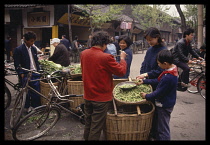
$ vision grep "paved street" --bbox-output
[4,47,205,141]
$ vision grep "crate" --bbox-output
[67,80,84,109]
[106,101,155,140]
[40,80,59,105]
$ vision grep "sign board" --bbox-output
[58,13,90,27]
[27,12,50,26]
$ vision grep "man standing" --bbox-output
[172,28,202,91]
[13,31,41,113]
[81,31,127,140]
[5,36,11,63]
[48,38,70,67]
[60,35,71,52]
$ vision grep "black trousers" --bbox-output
[175,61,190,84]
[83,99,112,140]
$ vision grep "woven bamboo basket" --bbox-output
[113,78,129,87]
[106,100,155,140]
[40,80,59,105]
[67,80,84,109]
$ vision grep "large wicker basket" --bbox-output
[40,80,59,105]
[106,100,155,140]
[67,80,84,109]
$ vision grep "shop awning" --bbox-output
[57,13,90,27]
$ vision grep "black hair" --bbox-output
[91,31,110,47]
[74,35,78,40]
[144,27,163,46]
[118,35,133,48]
[24,31,36,41]
[200,44,206,50]
[62,35,66,38]
[157,49,174,64]
[183,28,194,38]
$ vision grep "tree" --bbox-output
[175,4,187,32]
[75,4,125,34]
[132,5,172,30]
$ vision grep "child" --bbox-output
[137,49,178,140]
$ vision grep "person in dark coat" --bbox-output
[5,36,11,62]
[48,38,70,67]
[60,35,71,52]
[172,28,202,90]
[13,31,41,113]
[113,35,133,79]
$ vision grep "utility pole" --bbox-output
[68,4,73,43]
[197,4,203,49]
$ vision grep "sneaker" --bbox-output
[177,86,187,92]
[181,82,191,88]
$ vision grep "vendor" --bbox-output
[48,38,70,67]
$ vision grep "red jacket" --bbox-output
[81,47,127,102]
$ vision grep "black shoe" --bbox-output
[177,86,187,91]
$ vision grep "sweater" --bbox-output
[140,45,167,79]
[81,47,127,102]
[143,66,178,108]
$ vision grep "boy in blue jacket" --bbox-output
[137,49,178,140]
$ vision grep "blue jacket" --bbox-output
[143,73,178,108]
[140,45,167,79]
[114,47,133,79]
[13,44,40,75]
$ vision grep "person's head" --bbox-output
[88,34,92,39]
[50,38,60,47]
[24,31,36,47]
[183,28,194,42]
[74,36,78,40]
[118,35,133,50]
[162,38,165,42]
[91,31,110,50]
[7,36,11,40]
[62,35,66,39]
[144,27,162,47]
[156,49,174,69]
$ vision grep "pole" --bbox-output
[68,5,73,43]
[197,4,203,49]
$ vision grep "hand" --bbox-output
[120,51,127,60]
[136,73,147,79]
[135,79,143,85]
[140,92,147,99]
[198,57,204,60]
[188,60,193,64]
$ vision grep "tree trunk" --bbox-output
[175,4,187,33]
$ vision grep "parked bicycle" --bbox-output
[10,68,85,141]
[4,62,21,110]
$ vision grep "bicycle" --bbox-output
[177,59,206,99]
[4,62,21,110]
[11,68,85,141]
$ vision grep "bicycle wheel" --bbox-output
[187,71,199,93]
[197,75,206,99]
[10,89,27,129]
[12,105,61,141]
[4,85,11,110]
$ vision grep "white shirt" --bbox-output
[25,44,37,71]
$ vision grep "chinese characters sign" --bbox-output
[27,12,50,26]
[58,13,90,27]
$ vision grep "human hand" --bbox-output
[135,79,143,85]
[120,51,127,60]
[140,92,147,99]
[188,60,193,64]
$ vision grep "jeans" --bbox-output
[83,99,112,140]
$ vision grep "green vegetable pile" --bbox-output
[39,60,63,75]
[70,64,82,74]
[114,83,152,102]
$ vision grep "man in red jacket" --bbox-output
[81,31,127,140]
